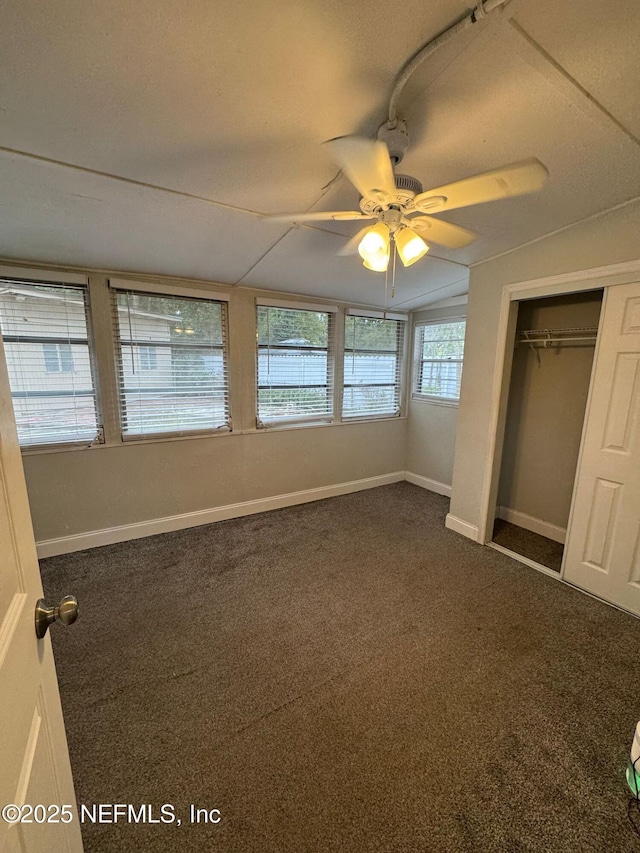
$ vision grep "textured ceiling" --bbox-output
[1,0,639,309]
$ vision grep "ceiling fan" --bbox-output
[267,129,549,273]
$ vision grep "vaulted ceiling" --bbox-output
[1,0,639,309]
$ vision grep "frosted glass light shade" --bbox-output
[358,223,390,263]
[395,227,429,266]
[362,248,390,272]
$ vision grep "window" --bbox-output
[256,304,335,427]
[138,346,157,371]
[414,320,466,402]
[343,313,405,419]
[43,342,74,373]
[0,279,100,446]
[113,288,230,439]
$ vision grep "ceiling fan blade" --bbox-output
[325,136,397,205]
[338,226,373,256]
[265,211,373,223]
[407,214,477,249]
[414,159,549,214]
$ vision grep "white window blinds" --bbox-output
[256,304,335,426]
[414,320,466,401]
[343,315,405,419]
[0,278,100,446]
[113,288,230,439]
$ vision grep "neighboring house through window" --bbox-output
[112,285,230,439]
[0,272,410,446]
[0,278,100,446]
[413,319,466,403]
[43,342,74,373]
[138,345,157,371]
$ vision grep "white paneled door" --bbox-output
[564,282,640,616]
[0,333,83,851]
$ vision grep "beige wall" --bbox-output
[24,419,406,541]
[406,304,466,487]
[2,268,407,543]
[450,198,640,531]
[497,291,602,529]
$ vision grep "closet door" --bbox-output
[563,281,640,615]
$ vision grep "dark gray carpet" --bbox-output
[40,483,640,852]
[492,519,565,573]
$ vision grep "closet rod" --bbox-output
[519,336,596,345]
[517,326,599,336]
[516,326,598,345]
[515,327,597,356]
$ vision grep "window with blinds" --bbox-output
[414,320,466,402]
[113,288,230,439]
[0,279,100,446]
[343,314,405,419]
[256,304,334,426]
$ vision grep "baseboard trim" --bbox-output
[496,506,566,544]
[36,471,406,558]
[487,541,561,579]
[404,472,452,497]
[445,513,480,542]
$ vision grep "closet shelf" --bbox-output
[516,326,598,347]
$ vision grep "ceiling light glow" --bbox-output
[395,227,429,267]
[362,247,390,272]
[358,222,390,263]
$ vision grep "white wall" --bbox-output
[0,267,408,547]
[497,291,602,530]
[406,303,466,490]
[449,198,640,533]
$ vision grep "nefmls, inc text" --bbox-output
[79,804,221,825]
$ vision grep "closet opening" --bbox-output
[490,289,604,573]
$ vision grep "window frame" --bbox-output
[342,311,407,422]
[0,264,411,450]
[255,300,338,429]
[412,316,466,407]
[0,272,103,450]
[111,284,232,442]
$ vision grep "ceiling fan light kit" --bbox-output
[266,0,548,295]
[357,220,429,273]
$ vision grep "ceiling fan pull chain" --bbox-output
[391,241,397,299]
[384,261,389,311]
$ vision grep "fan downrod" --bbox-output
[377,119,410,165]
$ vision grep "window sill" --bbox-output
[20,428,234,454]
[121,426,231,443]
[341,413,402,423]
[20,439,103,456]
[19,414,408,453]
[411,395,459,408]
[252,414,407,433]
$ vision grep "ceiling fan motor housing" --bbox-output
[394,173,423,202]
[359,172,424,216]
[377,120,410,164]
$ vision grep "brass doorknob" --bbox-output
[35,595,79,639]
